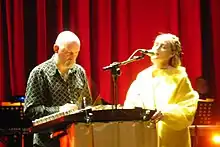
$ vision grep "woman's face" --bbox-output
[150,36,174,65]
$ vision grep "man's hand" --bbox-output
[59,103,78,112]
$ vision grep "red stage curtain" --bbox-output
[211,0,220,106]
[1,0,26,99]
[0,0,203,104]
[0,0,4,102]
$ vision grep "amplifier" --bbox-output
[0,102,32,134]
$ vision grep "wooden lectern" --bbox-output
[63,122,157,147]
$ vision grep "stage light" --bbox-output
[212,134,220,144]
[9,95,26,103]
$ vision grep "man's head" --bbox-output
[195,77,209,95]
[53,31,80,69]
[150,33,182,68]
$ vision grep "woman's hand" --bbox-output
[151,110,164,123]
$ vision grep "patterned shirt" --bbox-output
[24,55,92,147]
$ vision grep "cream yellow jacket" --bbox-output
[124,66,199,147]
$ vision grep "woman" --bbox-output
[124,33,198,147]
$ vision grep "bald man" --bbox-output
[24,31,92,147]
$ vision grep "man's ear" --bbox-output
[53,44,59,53]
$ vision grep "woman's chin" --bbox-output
[150,57,159,63]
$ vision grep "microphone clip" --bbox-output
[138,49,155,56]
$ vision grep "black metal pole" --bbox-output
[111,65,120,110]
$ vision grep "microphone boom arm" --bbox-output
[102,49,148,110]
[103,49,145,71]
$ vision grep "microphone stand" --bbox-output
[103,50,145,110]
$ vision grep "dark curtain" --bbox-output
[2,0,220,146]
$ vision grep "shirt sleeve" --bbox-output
[82,78,92,107]
[161,77,199,131]
[24,69,59,120]
[79,69,92,108]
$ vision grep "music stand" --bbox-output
[193,98,214,125]
[192,98,214,147]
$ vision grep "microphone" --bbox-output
[139,49,155,56]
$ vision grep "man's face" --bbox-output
[196,78,209,94]
[57,42,80,68]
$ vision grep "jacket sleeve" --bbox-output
[24,69,59,120]
[161,77,199,131]
[123,79,140,108]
